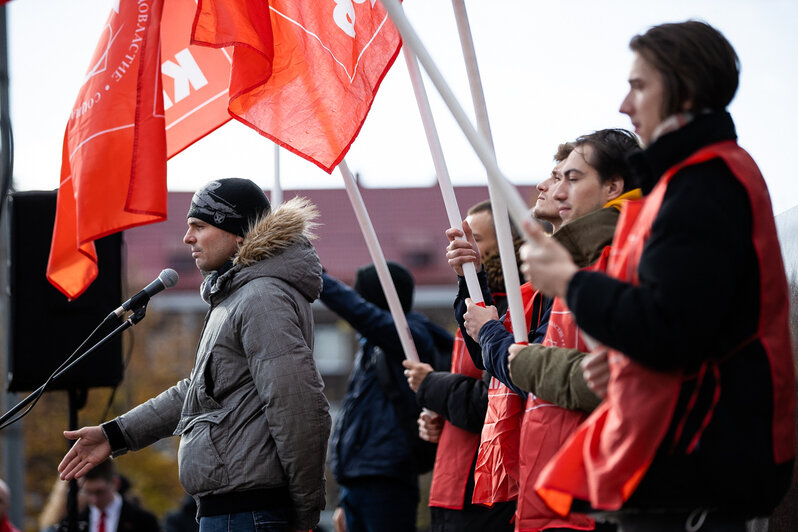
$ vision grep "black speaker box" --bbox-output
[7,190,124,392]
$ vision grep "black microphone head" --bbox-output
[158,268,179,289]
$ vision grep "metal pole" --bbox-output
[0,5,23,527]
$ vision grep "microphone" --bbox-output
[112,269,179,317]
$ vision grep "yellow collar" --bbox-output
[604,188,643,211]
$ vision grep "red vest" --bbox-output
[515,254,610,532]
[428,329,485,509]
[536,141,796,515]
[472,283,538,505]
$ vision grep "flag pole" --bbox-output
[449,0,526,341]
[451,0,493,147]
[338,159,420,362]
[402,48,483,304]
[380,0,530,233]
[272,145,283,207]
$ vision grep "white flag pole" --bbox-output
[380,0,530,234]
[272,144,283,207]
[452,0,493,148]
[402,48,483,304]
[449,0,527,342]
[338,159,420,362]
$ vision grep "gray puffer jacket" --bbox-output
[108,197,331,530]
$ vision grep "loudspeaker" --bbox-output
[7,191,124,392]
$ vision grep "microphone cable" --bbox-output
[0,316,118,430]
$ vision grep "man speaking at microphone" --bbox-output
[57,178,332,532]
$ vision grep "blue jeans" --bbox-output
[199,509,290,532]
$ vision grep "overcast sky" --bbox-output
[8,0,798,214]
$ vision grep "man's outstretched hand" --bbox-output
[58,426,112,481]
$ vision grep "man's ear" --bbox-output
[236,235,244,245]
[680,94,694,113]
[605,177,624,201]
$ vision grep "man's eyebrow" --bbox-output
[563,168,585,178]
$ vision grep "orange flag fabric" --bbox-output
[191,0,403,173]
[47,0,168,300]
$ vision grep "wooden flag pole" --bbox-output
[402,48,483,304]
[338,159,420,362]
[449,0,527,342]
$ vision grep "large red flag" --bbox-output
[48,0,234,299]
[192,0,402,173]
[47,0,168,300]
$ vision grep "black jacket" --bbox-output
[566,111,793,517]
[78,500,161,532]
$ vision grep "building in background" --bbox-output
[126,184,537,397]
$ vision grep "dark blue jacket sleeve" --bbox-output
[320,272,437,363]
[478,320,527,398]
[476,293,551,398]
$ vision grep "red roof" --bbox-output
[123,184,538,291]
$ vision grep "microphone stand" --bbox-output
[0,304,148,428]
[1,305,150,532]
[63,305,148,532]
[63,388,87,532]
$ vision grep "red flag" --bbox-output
[162,0,233,158]
[192,0,402,173]
[47,0,168,300]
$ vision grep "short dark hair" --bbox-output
[554,142,574,163]
[572,129,640,192]
[466,200,521,240]
[83,459,116,483]
[467,200,492,217]
[630,20,740,116]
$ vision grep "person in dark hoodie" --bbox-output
[321,262,452,532]
[58,178,331,532]
[524,21,795,531]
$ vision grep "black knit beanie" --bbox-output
[354,262,414,313]
[186,178,271,237]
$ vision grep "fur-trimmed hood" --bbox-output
[235,196,320,265]
[204,196,323,303]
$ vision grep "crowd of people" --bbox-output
[46,19,793,532]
